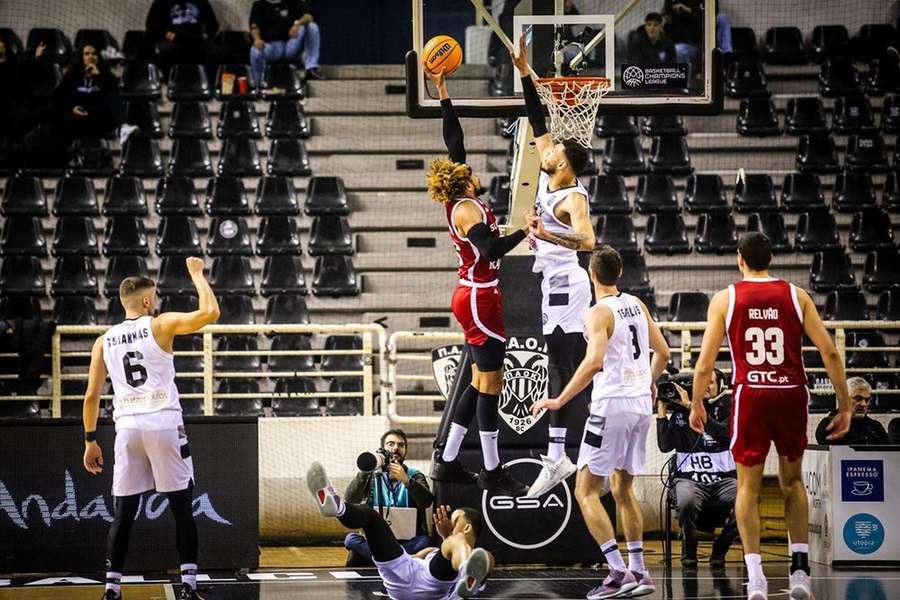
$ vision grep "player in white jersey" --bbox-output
[532,246,670,600]
[82,257,220,600]
[307,462,493,600]
[510,34,597,499]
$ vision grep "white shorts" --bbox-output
[112,426,194,497]
[540,270,591,335]
[375,552,455,600]
[577,412,651,477]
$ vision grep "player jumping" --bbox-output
[689,232,851,600]
[425,67,531,496]
[82,257,220,600]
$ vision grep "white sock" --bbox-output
[626,540,645,572]
[790,543,809,554]
[745,553,765,581]
[105,571,122,595]
[442,423,467,462]
[479,430,500,471]
[548,427,567,461]
[180,563,197,590]
[601,538,627,572]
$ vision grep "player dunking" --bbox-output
[532,246,668,599]
[82,257,220,600]
[425,67,530,496]
[508,35,597,498]
[689,232,851,600]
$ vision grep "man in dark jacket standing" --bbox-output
[145,0,223,79]
[816,377,889,446]
[249,0,322,86]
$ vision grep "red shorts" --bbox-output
[450,284,506,346]
[730,384,809,466]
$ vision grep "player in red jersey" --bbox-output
[424,68,530,497]
[690,232,851,600]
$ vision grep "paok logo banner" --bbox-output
[499,336,548,435]
[431,344,463,401]
[841,460,884,502]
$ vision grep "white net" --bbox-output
[535,77,610,148]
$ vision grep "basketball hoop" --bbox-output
[534,77,610,148]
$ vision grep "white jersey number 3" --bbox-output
[745,326,784,366]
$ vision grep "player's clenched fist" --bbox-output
[185,256,205,276]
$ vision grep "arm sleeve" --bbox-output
[467,223,526,261]
[405,473,435,509]
[344,472,370,504]
[520,75,548,138]
[656,416,676,452]
[441,98,466,164]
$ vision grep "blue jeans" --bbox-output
[249,22,321,86]
[716,13,733,54]
[344,532,432,564]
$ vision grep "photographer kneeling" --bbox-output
[344,429,434,566]
[657,372,738,569]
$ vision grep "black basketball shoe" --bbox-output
[478,466,528,497]
[430,450,478,484]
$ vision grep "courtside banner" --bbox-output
[0,418,259,572]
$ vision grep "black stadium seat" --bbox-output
[312,256,359,297]
[260,255,307,296]
[863,249,900,292]
[308,216,353,256]
[327,380,364,416]
[53,296,98,325]
[122,30,150,63]
[876,289,900,320]
[669,292,709,322]
[214,382,263,416]
[119,135,164,177]
[595,115,638,138]
[747,212,793,253]
[852,24,897,61]
[267,139,312,177]
[24,61,62,103]
[124,99,162,138]
[725,61,769,98]
[120,62,161,100]
[818,57,861,97]
[849,207,894,252]
[157,257,195,296]
[218,100,261,139]
[0,28,24,58]
[635,174,678,214]
[823,290,868,321]
[796,134,840,174]
[734,174,777,213]
[684,174,727,214]
[257,216,303,255]
[864,58,900,97]
[641,115,686,137]
[215,336,260,373]
[102,216,149,256]
[0,257,45,296]
[844,133,889,173]
[488,176,509,217]
[51,255,98,296]
[218,138,262,177]
[648,135,692,175]
[261,63,307,100]
[617,249,652,295]
[305,177,350,216]
[256,176,300,215]
[781,173,825,211]
[322,335,364,374]
[27,28,71,64]
[2,176,47,216]
[0,297,42,320]
[52,217,98,256]
[156,176,202,216]
[207,217,253,256]
[763,27,807,65]
[809,250,857,293]
[209,257,256,296]
[266,100,311,138]
[1,216,46,257]
[217,295,255,324]
[644,213,690,255]
[272,380,321,417]
[169,101,213,139]
[602,135,646,175]
[595,214,637,252]
[104,256,148,297]
[832,95,877,135]
[206,176,251,216]
[730,27,758,62]
[885,172,900,212]
[695,212,738,254]
[156,216,203,256]
[167,63,211,101]
[265,294,311,325]
[167,139,213,177]
[810,25,850,63]
[53,176,98,216]
[103,176,147,216]
[588,175,630,214]
[795,208,841,252]
[736,97,781,136]
[845,332,888,368]
[832,172,876,213]
[785,97,829,135]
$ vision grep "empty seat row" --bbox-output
[796,133,895,174]
[727,57,898,100]
[738,95,900,137]
[810,248,900,293]
[601,134,692,175]
[595,115,686,138]
[734,24,898,66]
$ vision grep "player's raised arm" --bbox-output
[454,199,528,260]
[427,68,466,164]
[690,289,729,433]
[152,257,221,343]
[82,336,108,475]
[510,33,554,157]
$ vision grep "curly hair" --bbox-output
[426,158,472,204]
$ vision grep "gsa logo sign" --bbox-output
[843,513,884,555]
[841,460,884,502]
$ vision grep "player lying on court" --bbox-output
[532,245,669,600]
[307,462,493,599]
[424,66,531,496]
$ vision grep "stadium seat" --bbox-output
[215,336,261,372]
[156,176,202,216]
[308,216,353,256]
[736,97,781,136]
[209,256,255,295]
[327,380,364,416]
[725,61,769,98]
[53,176,98,216]
[730,27,758,62]
[0,28,24,58]
[215,64,259,101]
[852,24,897,61]
[120,62,161,100]
[214,30,251,65]
[204,176,250,216]
[27,28,71,64]
[66,139,114,177]
[105,299,124,324]
[641,115,686,137]
[747,212,793,253]
[595,115,638,138]
[684,175,727,214]
[796,134,840,174]
[103,256,148,298]
[217,295,255,324]
[644,213,691,255]
[595,214,637,252]
[822,290,868,321]
[218,100,261,139]
[53,296,98,325]
[844,133,889,173]
[161,294,199,314]
[167,63,211,101]
[260,255,307,296]
[0,297,42,320]
[167,139,213,177]
[102,176,147,216]
[846,331,889,368]
[51,255,98,296]
[122,30,150,63]
[169,101,213,139]
[52,217,98,256]
[581,150,599,176]
[849,207,894,251]
[784,97,829,135]
[864,58,900,96]
[781,173,825,211]
[305,177,350,216]
[170,331,202,399]
[0,257,45,296]
[124,100,162,138]
[762,27,807,65]
[832,95,877,134]
[257,216,303,255]
[602,135,646,175]
[207,217,253,256]
[267,139,312,177]
[885,172,900,212]
[272,379,322,417]
[809,250,857,292]
[617,249,652,295]
[266,100,311,138]
[818,57,861,97]
[0,399,41,419]
[876,289,900,320]
[863,249,900,292]
[695,212,738,254]
[833,172,876,212]
[102,216,149,256]
[634,174,678,214]
[119,135,164,177]
[2,176,47,216]
[1,216,46,257]
[23,61,63,103]
[648,135,692,175]
[488,176,509,217]
[217,138,262,177]
[156,216,203,256]
[669,292,709,322]
[157,256,194,296]
[795,208,841,252]
[265,294,311,325]
[588,175,630,214]
[261,63,307,100]
[734,174,776,213]
[256,176,300,215]
[74,29,120,58]
[312,256,359,297]
[214,382,264,416]
[810,25,850,63]
[321,335,364,374]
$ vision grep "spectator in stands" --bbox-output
[343,429,434,567]
[627,12,676,64]
[0,38,39,140]
[249,0,323,85]
[663,0,732,63]
[656,371,737,569]
[145,0,224,80]
[816,377,889,445]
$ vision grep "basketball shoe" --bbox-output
[789,570,813,600]
[456,547,491,599]
[525,454,577,498]
[307,462,345,517]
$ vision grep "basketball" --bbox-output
[422,34,463,76]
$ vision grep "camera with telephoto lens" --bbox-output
[656,373,694,409]
[357,448,395,473]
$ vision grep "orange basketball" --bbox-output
[423,35,463,76]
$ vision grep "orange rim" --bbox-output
[535,76,610,106]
